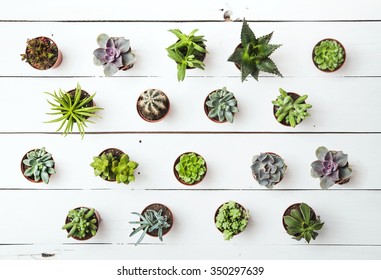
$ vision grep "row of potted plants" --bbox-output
[21,19,346,81]
[62,201,324,244]
[21,146,353,190]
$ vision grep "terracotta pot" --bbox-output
[204,90,238,123]
[20,148,55,183]
[97,148,124,182]
[312,38,346,72]
[214,201,248,236]
[25,36,62,70]
[64,207,100,241]
[282,203,317,234]
[273,92,304,127]
[173,152,207,186]
[136,89,170,122]
[141,203,173,237]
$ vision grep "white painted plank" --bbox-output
[1,0,380,21]
[3,22,381,77]
[1,134,379,190]
[0,190,380,248]
[0,77,380,133]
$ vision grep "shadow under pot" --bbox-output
[21,36,63,70]
[204,87,238,123]
[142,203,174,238]
[251,152,287,189]
[312,38,346,72]
[136,89,170,122]
[21,147,56,184]
[93,148,124,182]
[62,207,100,241]
[214,201,249,241]
[173,152,207,186]
[273,92,304,127]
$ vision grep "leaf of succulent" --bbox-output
[44,83,103,139]
[175,153,207,184]
[62,207,98,239]
[21,37,59,70]
[215,201,249,241]
[311,146,352,189]
[284,203,324,243]
[228,19,282,82]
[93,33,135,76]
[251,152,287,188]
[129,209,171,246]
[206,87,239,123]
[111,154,139,185]
[90,152,117,180]
[23,147,55,184]
[314,39,344,71]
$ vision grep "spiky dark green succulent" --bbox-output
[166,29,207,81]
[206,87,239,123]
[111,154,139,185]
[228,19,282,81]
[130,208,171,246]
[23,147,55,184]
[175,152,207,184]
[283,203,324,243]
[137,89,169,121]
[21,36,60,70]
[313,39,345,71]
[272,88,312,127]
[311,146,352,189]
[93,33,136,76]
[215,201,249,241]
[251,152,287,188]
[62,207,98,239]
[90,152,117,181]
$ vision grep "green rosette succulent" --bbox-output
[206,87,238,123]
[175,152,206,185]
[313,39,345,71]
[23,147,55,184]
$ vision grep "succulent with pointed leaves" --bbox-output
[311,146,352,189]
[137,89,170,121]
[90,152,117,181]
[205,87,239,123]
[111,154,139,185]
[251,152,287,188]
[22,147,55,184]
[62,207,99,240]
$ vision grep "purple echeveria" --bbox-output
[311,146,352,189]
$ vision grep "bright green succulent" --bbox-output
[215,201,249,241]
[175,152,207,184]
[206,87,239,123]
[272,88,312,127]
[313,39,345,71]
[166,29,207,81]
[44,83,103,139]
[62,207,98,239]
[111,154,139,185]
[23,147,55,184]
[90,152,117,181]
[283,203,324,243]
[228,19,282,81]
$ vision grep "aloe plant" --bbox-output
[313,39,345,71]
[175,152,207,184]
[205,87,238,123]
[62,207,98,239]
[228,19,282,81]
[22,147,55,184]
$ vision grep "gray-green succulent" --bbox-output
[251,152,287,188]
[62,207,98,239]
[272,88,312,127]
[137,89,169,121]
[313,39,345,71]
[23,147,55,184]
[206,87,238,123]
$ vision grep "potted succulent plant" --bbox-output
[21,147,55,184]
[204,87,239,123]
[312,38,345,72]
[228,19,282,81]
[215,201,249,241]
[21,36,63,70]
[93,33,136,76]
[311,146,352,189]
[174,152,207,185]
[166,29,207,81]
[136,89,170,122]
[283,202,324,243]
[62,207,100,241]
[90,148,139,185]
[251,152,287,188]
[129,203,173,246]
[272,88,312,127]
[44,83,103,139]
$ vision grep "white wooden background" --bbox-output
[1,0,381,260]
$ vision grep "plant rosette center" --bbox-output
[174,152,207,185]
[312,38,346,72]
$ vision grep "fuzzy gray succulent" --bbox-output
[311,146,352,189]
[137,89,169,120]
[23,147,55,184]
[93,33,135,76]
[251,152,287,188]
[206,87,238,123]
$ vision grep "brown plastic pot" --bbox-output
[136,89,170,122]
[64,207,101,241]
[20,148,55,183]
[282,203,317,236]
[141,203,173,237]
[24,36,63,70]
[204,90,238,123]
[312,38,346,72]
[173,152,207,186]
[97,148,124,182]
[214,201,248,237]
[273,92,304,127]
